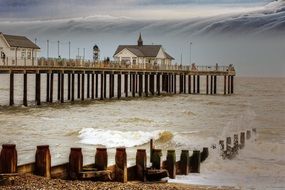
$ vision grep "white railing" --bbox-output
[0,57,235,73]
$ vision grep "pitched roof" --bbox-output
[1,33,40,49]
[114,45,174,60]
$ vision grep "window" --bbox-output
[27,51,31,59]
[132,58,136,64]
[21,49,26,59]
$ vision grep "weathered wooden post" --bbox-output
[124,73,128,98]
[104,72,107,98]
[23,73,28,106]
[145,73,149,97]
[68,73,71,100]
[81,73,85,101]
[150,74,154,95]
[246,130,251,140]
[87,73,90,99]
[151,149,162,169]
[219,140,225,151]
[150,139,154,164]
[193,75,196,94]
[226,137,232,152]
[214,75,217,94]
[224,75,227,95]
[139,73,143,97]
[35,73,41,105]
[118,73,122,99]
[252,128,257,135]
[201,147,209,162]
[95,73,98,98]
[174,74,177,94]
[69,148,83,180]
[166,150,176,179]
[46,73,50,102]
[240,132,245,149]
[95,148,108,170]
[115,148,127,183]
[50,73,54,102]
[228,75,231,94]
[210,75,213,95]
[9,72,14,106]
[136,149,147,182]
[206,75,209,95]
[132,73,136,97]
[233,134,239,152]
[189,150,201,173]
[0,144,17,173]
[179,74,183,93]
[197,75,200,94]
[100,72,104,100]
[183,74,186,94]
[60,73,64,103]
[71,73,75,101]
[188,75,191,94]
[231,76,234,94]
[57,73,61,101]
[77,73,81,99]
[157,73,160,95]
[35,145,51,178]
[180,150,189,175]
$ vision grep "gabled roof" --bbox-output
[1,33,40,49]
[114,45,162,58]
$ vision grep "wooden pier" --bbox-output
[0,59,236,106]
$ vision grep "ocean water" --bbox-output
[0,76,284,190]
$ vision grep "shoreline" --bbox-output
[2,174,237,190]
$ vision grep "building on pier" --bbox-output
[113,33,174,67]
[0,32,40,66]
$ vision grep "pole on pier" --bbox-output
[95,148,108,170]
[9,72,14,106]
[50,73,54,103]
[69,148,83,180]
[57,73,61,101]
[35,145,51,178]
[87,73,90,99]
[224,75,227,95]
[91,73,95,99]
[77,73,81,99]
[180,150,189,175]
[0,144,17,173]
[71,73,75,101]
[197,75,200,94]
[138,73,143,97]
[46,73,50,103]
[189,150,201,173]
[61,73,64,103]
[117,73,121,99]
[166,150,176,179]
[124,73,128,98]
[206,75,209,95]
[157,73,161,95]
[36,73,41,105]
[23,73,28,106]
[100,72,104,100]
[81,73,85,101]
[68,73,71,100]
[145,73,149,97]
[115,148,127,183]
[136,149,147,182]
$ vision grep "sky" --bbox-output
[0,0,284,77]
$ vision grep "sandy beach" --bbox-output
[2,174,237,190]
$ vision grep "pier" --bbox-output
[0,59,235,106]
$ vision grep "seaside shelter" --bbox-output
[0,32,40,66]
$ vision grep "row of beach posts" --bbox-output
[0,140,209,185]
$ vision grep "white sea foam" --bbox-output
[78,128,168,148]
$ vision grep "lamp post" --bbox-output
[189,42,192,65]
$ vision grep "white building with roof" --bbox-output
[0,32,40,66]
[113,34,174,67]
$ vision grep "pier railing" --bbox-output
[0,57,235,73]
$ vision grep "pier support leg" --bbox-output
[71,73,75,101]
[124,73,128,98]
[188,75,191,94]
[69,148,83,180]
[197,75,200,94]
[50,73,53,103]
[0,144,17,173]
[77,73,80,99]
[110,73,113,99]
[87,73,90,99]
[180,150,189,175]
[166,150,176,179]
[61,73,64,103]
[157,73,160,95]
[174,74,177,94]
[46,73,50,102]
[9,73,14,106]
[150,74,154,95]
[91,73,95,99]
[183,74,186,94]
[35,145,51,178]
[224,75,227,95]
[115,148,127,183]
[117,73,121,99]
[23,73,28,106]
[228,76,231,95]
[95,73,98,99]
[214,76,217,94]
[81,73,85,101]
[68,73,71,100]
[231,76,234,94]
[179,74,183,93]
[132,73,136,97]
[145,73,149,97]
[57,73,61,101]
[139,73,143,97]
[100,73,104,100]
[136,149,147,182]
[104,72,107,99]
[206,75,209,95]
[210,75,213,95]
[36,73,41,105]
[193,75,196,94]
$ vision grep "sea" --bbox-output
[0,75,284,190]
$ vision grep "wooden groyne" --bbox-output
[0,59,236,106]
[0,141,209,185]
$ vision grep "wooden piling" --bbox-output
[57,73,61,101]
[150,139,154,164]
[240,132,245,148]
[95,148,108,170]
[23,73,28,106]
[100,73,104,100]
[9,72,14,106]
[189,150,201,173]
[46,73,50,102]
[206,75,209,95]
[35,145,51,178]
[224,75,227,95]
[201,147,209,163]
[210,75,213,95]
[132,73,136,97]
[174,74,177,94]
[81,73,85,101]
[145,73,149,97]
[0,144,17,173]
[95,73,98,99]
[139,73,143,97]
[228,75,231,94]
[68,73,71,100]
[180,150,189,175]
[233,134,239,151]
[124,73,128,98]
[150,74,154,95]
[60,73,64,103]
[71,73,75,101]
[117,73,121,99]
[136,149,147,182]
[226,137,232,152]
[115,148,127,183]
[231,76,234,94]
[87,73,90,99]
[246,130,251,140]
[35,73,41,105]
[193,75,196,94]
[50,73,54,102]
[68,148,83,180]
[77,73,80,99]
[166,150,176,179]
[219,140,225,151]
[151,149,162,169]
[197,75,200,94]
[214,76,217,94]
